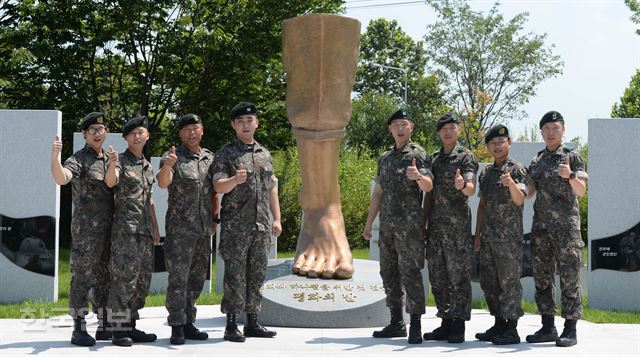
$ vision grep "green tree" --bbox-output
[350,18,449,155]
[611,69,640,118]
[627,0,640,35]
[424,0,563,149]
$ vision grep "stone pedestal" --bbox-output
[588,118,640,311]
[0,110,60,303]
[254,259,392,328]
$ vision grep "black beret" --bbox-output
[387,108,413,125]
[178,113,202,130]
[484,124,510,144]
[436,112,460,131]
[539,110,564,129]
[122,116,148,137]
[230,102,257,119]
[80,112,107,130]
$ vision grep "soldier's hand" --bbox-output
[558,156,571,179]
[454,168,465,190]
[473,235,481,252]
[234,163,247,185]
[500,166,513,187]
[272,220,282,237]
[362,224,372,241]
[52,136,63,157]
[406,158,421,181]
[165,146,178,167]
[108,145,118,165]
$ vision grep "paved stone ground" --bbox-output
[0,306,638,356]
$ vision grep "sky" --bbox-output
[345,0,640,143]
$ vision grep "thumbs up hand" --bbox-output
[406,157,421,181]
[500,166,514,187]
[107,145,118,165]
[454,168,466,190]
[52,136,63,157]
[558,155,571,179]
[235,163,248,185]
[165,146,178,167]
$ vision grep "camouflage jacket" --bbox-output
[377,141,432,233]
[528,144,587,232]
[478,157,527,241]
[63,145,114,235]
[161,145,214,235]
[429,142,479,225]
[212,138,275,232]
[111,149,155,236]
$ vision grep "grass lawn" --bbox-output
[1,248,638,324]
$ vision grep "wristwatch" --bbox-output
[212,216,221,223]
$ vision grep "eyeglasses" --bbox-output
[487,139,508,148]
[86,127,106,135]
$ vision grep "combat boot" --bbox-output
[244,313,277,337]
[184,322,209,340]
[224,314,246,342]
[111,322,133,347]
[492,318,520,345]
[94,309,111,341]
[447,318,465,343]
[373,307,407,338]
[526,315,558,343]
[169,325,185,345]
[407,314,422,344]
[128,319,157,342]
[71,317,96,346]
[423,318,452,340]
[555,319,577,347]
[476,316,506,341]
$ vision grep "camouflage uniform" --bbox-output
[528,145,587,320]
[161,144,214,326]
[212,138,276,314]
[377,141,431,314]
[107,149,155,324]
[64,145,113,319]
[426,142,478,321]
[477,157,526,320]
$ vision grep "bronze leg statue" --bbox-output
[282,14,361,279]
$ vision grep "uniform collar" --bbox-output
[82,144,105,158]
[491,156,513,171]
[438,142,465,156]
[233,137,263,152]
[124,148,146,164]
[177,144,199,158]
[542,143,566,157]
[392,140,413,153]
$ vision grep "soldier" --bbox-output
[157,114,215,345]
[105,116,160,347]
[423,113,478,343]
[526,111,587,347]
[212,102,282,343]
[474,125,526,345]
[51,112,113,346]
[363,109,433,344]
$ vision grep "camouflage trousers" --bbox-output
[479,239,524,320]
[379,229,425,314]
[69,231,111,319]
[426,224,473,320]
[531,229,583,320]
[107,232,153,324]
[219,227,270,315]
[164,231,211,326]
